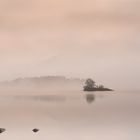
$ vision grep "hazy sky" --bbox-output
[0,0,140,89]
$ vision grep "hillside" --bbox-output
[0,76,84,92]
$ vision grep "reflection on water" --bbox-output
[13,93,96,104]
[85,94,95,104]
[12,93,96,104]
[0,91,140,140]
[13,95,66,102]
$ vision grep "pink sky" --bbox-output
[0,0,140,89]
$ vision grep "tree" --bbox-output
[98,85,104,89]
[85,79,96,88]
[83,78,113,91]
[84,79,96,91]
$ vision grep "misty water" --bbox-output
[0,90,140,140]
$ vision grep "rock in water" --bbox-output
[32,128,39,133]
[0,128,6,133]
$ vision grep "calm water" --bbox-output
[0,90,140,140]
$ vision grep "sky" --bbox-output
[0,0,140,90]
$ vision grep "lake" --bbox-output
[0,90,140,140]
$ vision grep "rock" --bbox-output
[32,128,39,133]
[0,128,6,133]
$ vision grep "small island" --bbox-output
[83,78,113,92]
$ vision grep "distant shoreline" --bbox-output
[84,87,113,92]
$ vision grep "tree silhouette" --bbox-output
[84,79,96,91]
[83,78,113,91]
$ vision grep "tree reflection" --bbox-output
[85,94,95,104]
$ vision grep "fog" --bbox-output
[0,76,85,95]
[0,0,140,90]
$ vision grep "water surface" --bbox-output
[0,90,140,140]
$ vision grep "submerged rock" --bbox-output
[32,128,39,133]
[0,128,6,133]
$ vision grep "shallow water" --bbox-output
[0,90,140,140]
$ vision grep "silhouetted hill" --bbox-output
[0,76,85,92]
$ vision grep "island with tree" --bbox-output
[83,78,113,92]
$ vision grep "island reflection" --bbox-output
[85,94,95,104]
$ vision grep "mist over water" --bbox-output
[0,90,140,140]
[0,0,140,139]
